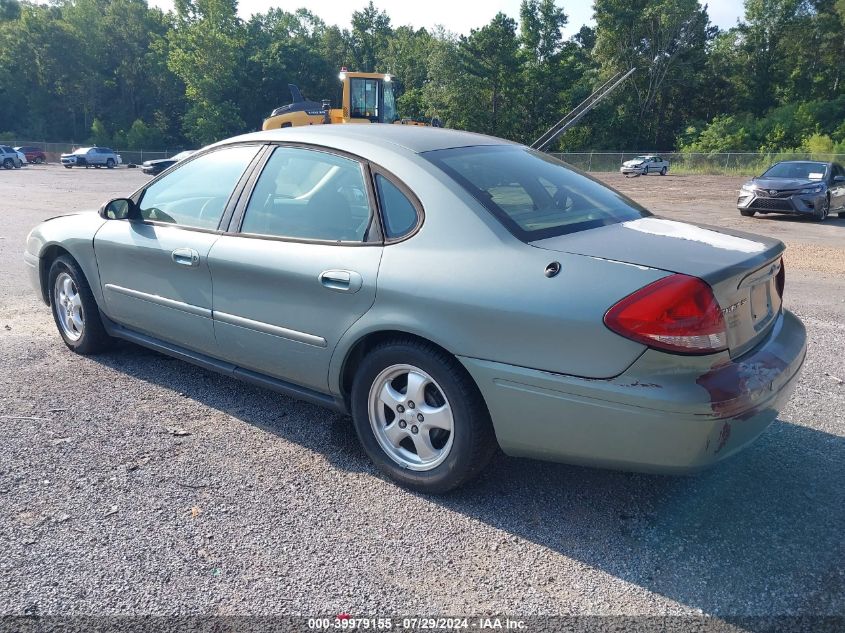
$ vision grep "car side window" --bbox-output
[138,145,259,230]
[375,174,418,239]
[240,146,372,242]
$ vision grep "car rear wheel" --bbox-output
[49,256,112,355]
[35,156,44,164]
[740,209,756,217]
[106,158,115,169]
[351,338,497,493]
[660,166,667,175]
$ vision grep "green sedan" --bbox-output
[24,126,807,492]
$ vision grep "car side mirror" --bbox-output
[99,198,135,220]
[834,175,845,183]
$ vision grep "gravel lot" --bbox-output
[1,165,843,621]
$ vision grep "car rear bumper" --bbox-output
[459,309,806,473]
[737,191,825,215]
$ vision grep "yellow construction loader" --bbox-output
[262,68,440,130]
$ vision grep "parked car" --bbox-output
[61,147,122,169]
[621,155,669,176]
[15,149,28,166]
[737,160,845,221]
[141,150,196,175]
[24,126,806,493]
[15,146,46,164]
[0,145,23,169]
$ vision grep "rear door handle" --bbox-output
[319,269,362,293]
[172,248,199,267]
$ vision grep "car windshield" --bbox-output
[73,147,92,155]
[633,156,650,162]
[425,145,651,240]
[762,162,827,180]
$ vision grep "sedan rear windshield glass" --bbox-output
[763,162,827,180]
[424,145,650,241]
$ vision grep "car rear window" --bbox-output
[424,145,650,241]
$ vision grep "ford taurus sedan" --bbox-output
[24,126,807,492]
[737,160,845,221]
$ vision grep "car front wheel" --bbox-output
[106,158,115,169]
[49,256,112,355]
[351,339,497,493]
[2,158,12,169]
[813,196,829,222]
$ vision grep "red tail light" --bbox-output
[775,258,785,297]
[604,274,728,354]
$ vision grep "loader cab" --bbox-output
[340,69,398,124]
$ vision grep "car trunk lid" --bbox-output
[531,217,785,358]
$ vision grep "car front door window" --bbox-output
[139,145,260,230]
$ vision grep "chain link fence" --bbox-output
[550,152,845,176]
[1,140,188,165]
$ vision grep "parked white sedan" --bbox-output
[621,155,670,176]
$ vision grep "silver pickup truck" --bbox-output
[61,147,123,169]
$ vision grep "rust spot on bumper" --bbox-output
[696,351,789,421]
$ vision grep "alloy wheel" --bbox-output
[367,364,455,471]
[54,272,84,341]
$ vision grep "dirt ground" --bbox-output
[593,172,845,275]
[1,164,843,619]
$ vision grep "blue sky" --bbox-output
[148,0,746,36]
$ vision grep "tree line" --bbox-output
[1,0,844,153]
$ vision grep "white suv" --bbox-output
[61,147,123,169]
[0,145,23,169]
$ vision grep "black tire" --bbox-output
[740,209,756,217]
[48,255,112,355]
[64,165,72,169]
[660,166,667,175]
[813,196,829,222]
[3,158,13,169]
[93,164,101,169]
[35,156,44,164]
[106,158,115,169]
[350,338,497,493]
[838,211,845,218]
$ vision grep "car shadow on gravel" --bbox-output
[93,341,843,623]
[754,213,845,228]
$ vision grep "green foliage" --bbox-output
[90,118,111,146]
[0,0,843,154]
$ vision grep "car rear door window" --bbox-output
[138,145,259,230]
[375,174,418,239]
[240,147,372,242]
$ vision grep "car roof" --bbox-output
[214,124,517,155]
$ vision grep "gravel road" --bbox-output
[1,166,843,622]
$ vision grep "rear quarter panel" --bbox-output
[328,153,667,393]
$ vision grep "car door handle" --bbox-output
[171,248,199,267]
[319,269,362,293]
